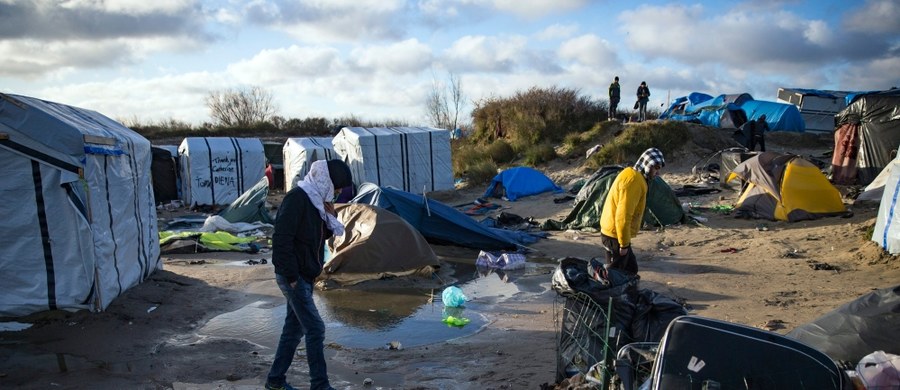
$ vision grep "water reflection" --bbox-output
[198,262,550,351]
[315,288,430,330]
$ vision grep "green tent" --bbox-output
[542,166,684,231]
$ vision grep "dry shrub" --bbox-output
[451,139,498,184]
[465,159,499,185]
[522,142,558,166]
[484,139,516,164]
[470,86,603,145]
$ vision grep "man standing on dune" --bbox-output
[608,76,621,121]
[599,148,665,275]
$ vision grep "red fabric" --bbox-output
[831,123,860,185]
[265,164,274,189]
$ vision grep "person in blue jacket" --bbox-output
[266,159,351,390]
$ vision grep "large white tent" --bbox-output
[0,93,160,317]
[332,127,453,194]
[283,137,337,191]
[873,163,900,255]
[179,137,266,207]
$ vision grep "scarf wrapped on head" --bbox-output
[297,160,345,236]
[634,148,665,180]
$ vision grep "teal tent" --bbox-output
[218,176,274,224]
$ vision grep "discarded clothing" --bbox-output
[475,250,526,270]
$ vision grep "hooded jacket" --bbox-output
[600,148,665,247]
[599,167,647,247]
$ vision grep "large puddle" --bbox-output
[197,261,550,350]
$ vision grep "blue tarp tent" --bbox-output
[662,92,805,132]
[483,167,563,201]
[350,183,522,250]
[661,93,749,129]
[660,92,714,119]
[739,100,806,132]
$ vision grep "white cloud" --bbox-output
[802,20,833,46]
[442,35,528,72]
[558,34,620,68]
[0,0,211,41]
[350,39,433,74]
[58,0,197,15]
[618,4,702,57]
[492,0,587,19]
[35,71,228,125]
[839,56,900,90]
[845,0,900,34]
[243,0,407,43]
[618,4,885,74]
[226,45,341,85]
[535,23,579,41]
[0,33,212,80]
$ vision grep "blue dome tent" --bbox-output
[483,166,563,201]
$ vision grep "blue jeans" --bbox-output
[267,274,331,389]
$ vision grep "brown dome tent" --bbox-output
[322,203,439,286]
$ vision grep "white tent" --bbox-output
[179,137,266,207]
[856,144,900,204]
[283,137,337,191]
[0,93,160,317]
[332,127,453,194]
[873,164,900,254]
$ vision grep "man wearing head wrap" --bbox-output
[599,148,665,275]
[266,159,351,390]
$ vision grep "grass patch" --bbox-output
[560,121,620,158]
[585,121,690,170]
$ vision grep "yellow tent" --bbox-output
[726,152,846,221]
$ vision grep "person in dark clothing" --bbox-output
[608,76,621,120]
[636,81,651,122]
[742,115,769,151]
[266,159,352,390]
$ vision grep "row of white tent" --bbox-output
[1,92,454,317]
[158,127,454,208]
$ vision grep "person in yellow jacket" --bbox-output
[599,148,665,275]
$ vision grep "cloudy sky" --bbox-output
[1,0,898,127]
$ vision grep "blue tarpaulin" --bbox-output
[350,183,521,250]
[661,92,805,132]
[739,100,805,132]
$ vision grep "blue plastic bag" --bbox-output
[442,286,467,307]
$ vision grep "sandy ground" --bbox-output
[1,124,898,390]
